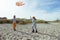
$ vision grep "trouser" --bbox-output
[32,23,37,32]
[13,23,16,31]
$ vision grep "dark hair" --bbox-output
[33,16,36,20]
[14,15,16,18]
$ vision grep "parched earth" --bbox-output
[0,23,60,40]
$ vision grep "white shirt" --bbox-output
[13,18,16,23]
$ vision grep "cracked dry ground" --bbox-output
[0,23,60,40]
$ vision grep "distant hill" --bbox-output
[0,18,49,24]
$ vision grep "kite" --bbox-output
[16,1,25,6]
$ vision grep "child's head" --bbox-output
[32,16,35,18]
[14,15,16,18]
[32,16,36,20]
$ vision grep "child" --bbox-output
[31,16,38,33]
[13,15,16,31]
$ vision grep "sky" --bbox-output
[0,0,60,21]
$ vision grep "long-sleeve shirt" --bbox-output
[31,18,36,26]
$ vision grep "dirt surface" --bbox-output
[0,23,60,40]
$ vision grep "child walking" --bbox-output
[13,15,16,31]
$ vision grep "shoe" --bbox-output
[36,30,38,33]
[32,29,34,33]
[14,29,16,31]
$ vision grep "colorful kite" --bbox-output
[16,1,25,6]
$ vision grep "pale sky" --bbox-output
[0,0,60,21]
